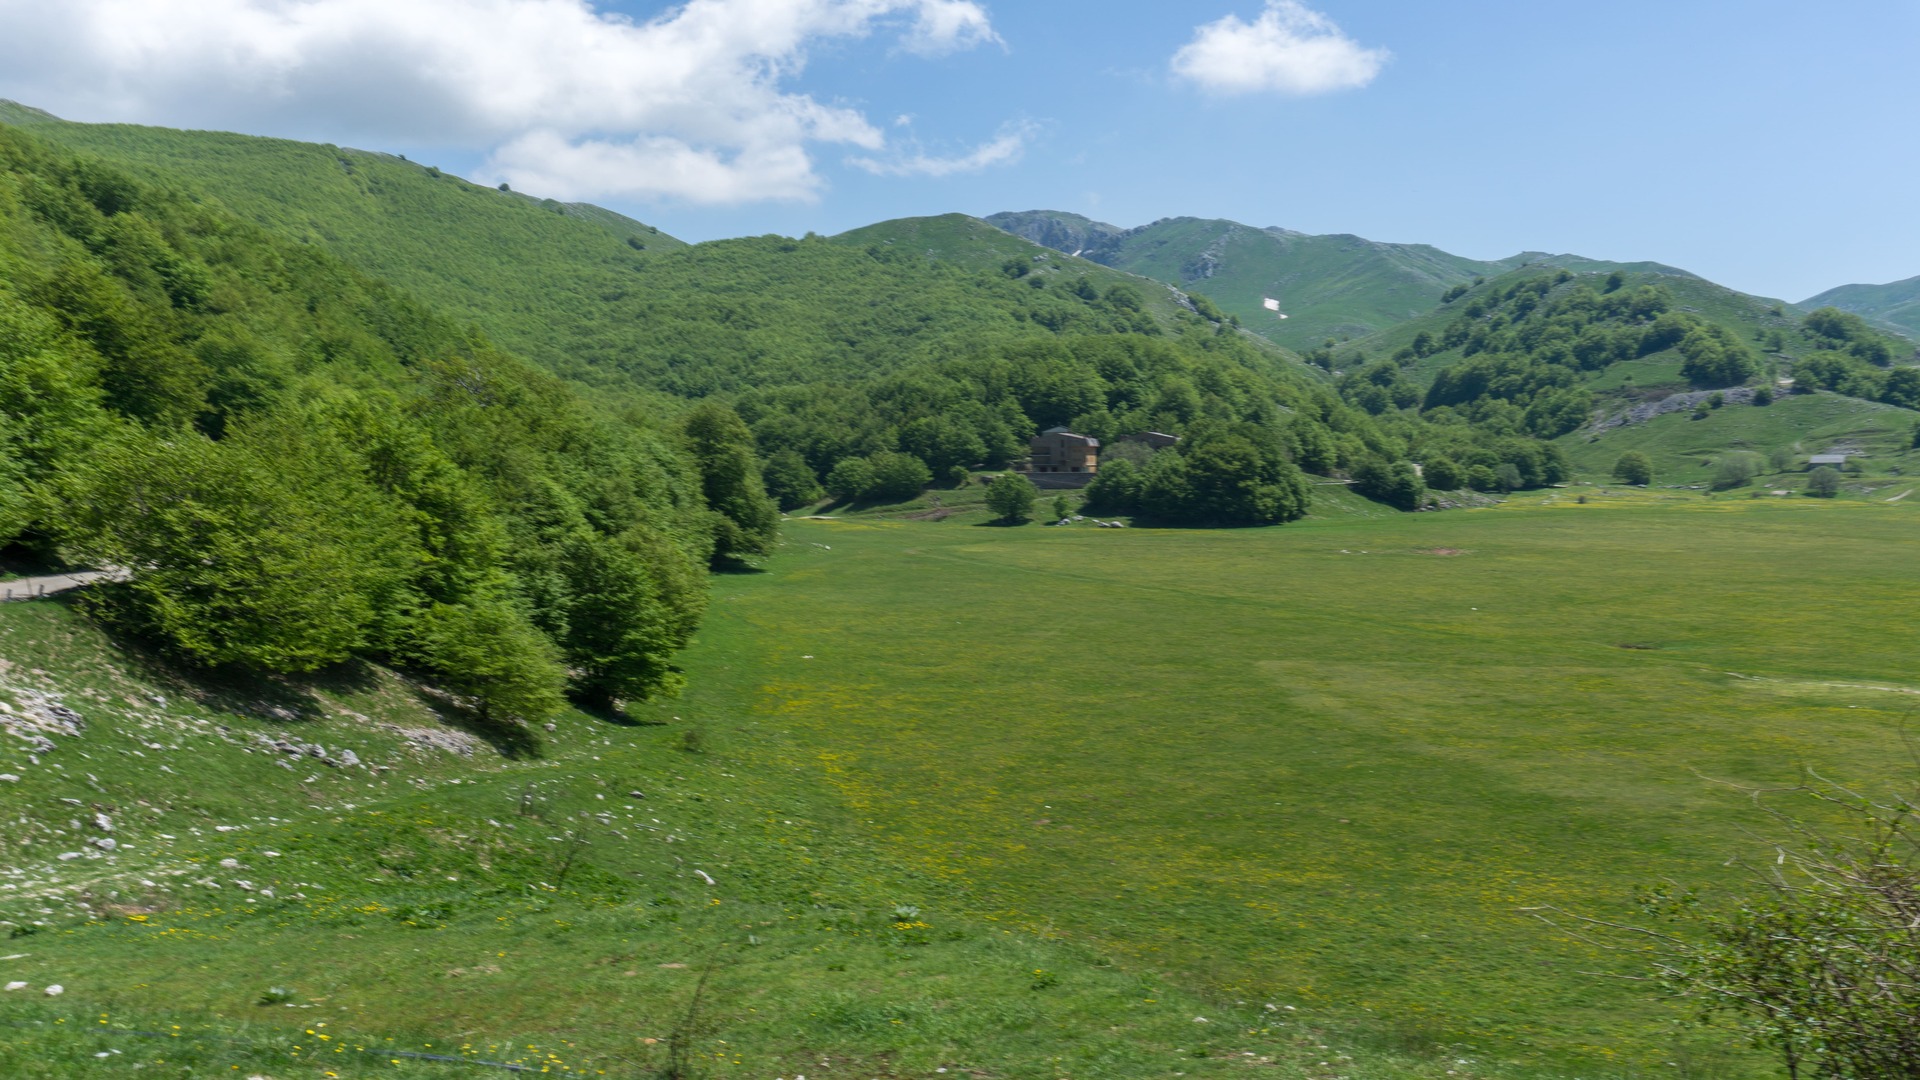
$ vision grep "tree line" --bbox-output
[0,126,775,732]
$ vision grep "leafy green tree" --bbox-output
[1082,457,1144,515]
[545,527,698,708]
[1101,440,1155,469]
[1679,324,1762,387]
[1712,455,1758,491]
[408,599,566,726]
[1052,495,1071,521]
[1422,455,1465,491]
[866,451,933,501]
[678,401,778,565]
[825,457,877,501]
[58,424,416,672]
[985,472,1038,522]
[1352,459,1426,511]
[1882,367,1920,410]
[761,449,824,510]
[1612,451,1653,486]
[1807,466,1842,498]
[1494,462,1524,493]
[1619,774,1920,1080]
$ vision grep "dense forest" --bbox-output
[0,125,776,728]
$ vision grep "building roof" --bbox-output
[1036,428,1099,447]
[1809,454,1848,464]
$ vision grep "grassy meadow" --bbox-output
[5,493,1919,1078]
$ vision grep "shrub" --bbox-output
[1422,455,1465,491]
[1807,466,1842,498]
[1712,455,1759,491]
[1612,451,1653,486]
[1352,459,1426,511]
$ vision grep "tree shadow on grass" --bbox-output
[572,697,663,729]
[73,594,349,724]
[711,559,769,576]
[398,679,542,760]
[67,592,538,759]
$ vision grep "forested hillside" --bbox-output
[987,210,1686,350]
[1318,266,1920,489]
[0,105,1623,536]
[0,123,771,726]
[0,100,689,394]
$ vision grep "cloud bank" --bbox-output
[1172,1,1388,97]
[0,0,1005,204]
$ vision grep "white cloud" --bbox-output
[849,120,1036,178]
[0,0,1006,204]
[1171,1,1388,96]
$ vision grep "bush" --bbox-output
[866,451,933,501]
[1422,455,1465,491]
[1807,466,1842,498]
[1612,451,1653,486]
[824,457,876,501]
[1712,455,1758,491]
[1351,459,1426,511]
[1624,774,1920,1080]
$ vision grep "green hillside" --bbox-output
[0,120,739,727]
[1804,273,1920,340]
[987,210,1688,350]
[1318,264,1920,489]
[0,100,688,390]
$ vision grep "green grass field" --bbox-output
[1561,391,1920,487]
[5,496,1918,1078]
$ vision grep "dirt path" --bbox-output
[1,570,119,602]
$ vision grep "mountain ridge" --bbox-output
[1804,274,1920,340]
[985,209,1698,349]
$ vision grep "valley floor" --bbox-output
[5,490,1917,1079]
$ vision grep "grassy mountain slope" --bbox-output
[0,101,689,387]
[1564,390,1920,488]
[0,107,1324,403]
[1804,274,1920,339]
[1333,265,1920,485]
[987,210,1688,350]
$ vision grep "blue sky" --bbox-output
[1,0,1913,300]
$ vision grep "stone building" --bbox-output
[1023,427,1100,488]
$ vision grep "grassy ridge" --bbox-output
[987,212,1693,351]
[0,101,692,394]
[1804,275,1920,340]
